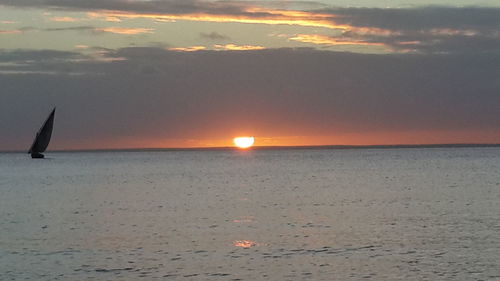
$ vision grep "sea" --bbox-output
[1,147,499,280]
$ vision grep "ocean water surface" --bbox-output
[1,148,499,280]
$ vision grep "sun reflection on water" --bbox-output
[233,240,257,248]
[232,216,255,223]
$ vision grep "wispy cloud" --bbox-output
[168,43,265,52]
[0,49,85,64]
[169,46,207,52]
[74,44,90,49]
[320,6,500,54]
[200,31,230,41]
[49,16,78,22]
[0,25,154,36]
[86,9,343,30]
[214,44,265,51]
[105,16,122,22]
[95,27,154,35]
[0,0,346,29]
[1,1,500,54]
[44,26,95,32]
[0,29,22,34]
[289,34,385,47]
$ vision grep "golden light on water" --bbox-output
[233,136,255,149]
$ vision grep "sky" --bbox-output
[1,0,500,150]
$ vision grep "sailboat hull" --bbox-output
[31,152,44,159]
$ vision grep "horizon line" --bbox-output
[3,143,500,153]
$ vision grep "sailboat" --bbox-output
[28,107,56,159]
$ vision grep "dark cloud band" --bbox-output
[1,47,499,149]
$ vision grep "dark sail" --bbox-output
[29,108,56,158]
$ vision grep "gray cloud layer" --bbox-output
[1,47,499,149]
[328,6,500,31]
[0,0,250,15]
[2,1,500,54]
[327,6,500,54]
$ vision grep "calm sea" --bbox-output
[1,148,499,280]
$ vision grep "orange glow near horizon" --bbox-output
[233,136,255,149]
[42,128,500,152]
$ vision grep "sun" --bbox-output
[233,136,255,149]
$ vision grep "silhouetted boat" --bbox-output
[28,107,56,159]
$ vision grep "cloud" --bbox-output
[49,16,78,22]
[1,47,500,150]
[246,1,328,10]
[85,9,341,30]
[323,6,500,32]
[0,49,84,63]
[281,6,500,54]
[0,29,22,34]
[200,31,230,41]
[44,26,95,32]
[0,0,307,16]
[2,1,499,54]
[74,44,90,49]
[169,46,207,52]
[2,1,499,32]
[214,44,265,50]
[0,25,154,36]
[319,6,500,54]
[103,16,122,22]
[0,0,346,29]
[289,34,386,47]
[95,27,154,35]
